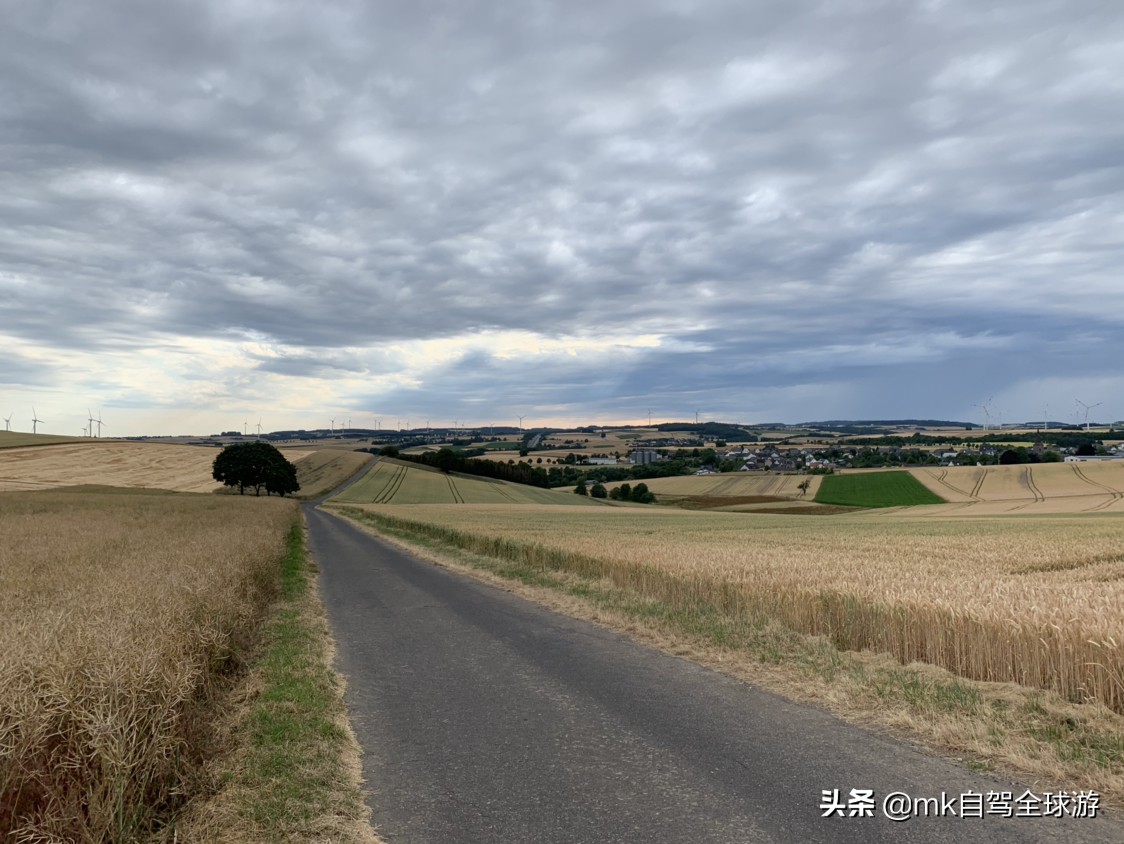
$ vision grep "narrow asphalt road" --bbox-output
[305,504,1121,844]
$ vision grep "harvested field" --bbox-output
[332,503,1124,716]
[331,459,601,506]
[281,448,373,498]
[0,441,221,492]
[0,431,91,449]
[0,441,362,497]
[0,489,297,841]
[910,462,1124,514]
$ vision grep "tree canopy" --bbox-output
[212,441,301,496]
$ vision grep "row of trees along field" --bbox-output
[372,445,729,489]
[212,441,300,496]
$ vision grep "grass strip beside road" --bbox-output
[815,471,945,507]
[173,522,380,843]
[330,505,1124,808]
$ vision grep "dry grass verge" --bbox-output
[0,490,296,842]
[170,521,381,843]
[330,505,1124,807]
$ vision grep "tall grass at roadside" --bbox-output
[0,489,297,842]
[331,504,1124,715]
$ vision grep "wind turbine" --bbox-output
[3,413,11,432]
[518,415,525,430]
[31,408,42,434]
[1076,399,1102,431]
[87,409,96,438]
[974,397,993,431]
[1042,403,1049,433]
[695,409,701,425]
[330,418,335,434]
[256,418,263,437]
[95,413,104,438]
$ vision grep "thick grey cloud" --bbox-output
[2,0,1122,430]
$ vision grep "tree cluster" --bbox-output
[394,448,553,488]
[212,442,300,496]
[574,480,655,503]
[608,482,655,503]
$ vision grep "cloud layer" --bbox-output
[2,1,1122,434]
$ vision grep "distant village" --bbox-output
[626,442,1124,474]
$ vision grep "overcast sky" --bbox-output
[2,1,1122,436]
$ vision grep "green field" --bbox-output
[814,471,945,508]
[474,440,524,451]
[331,459,601,505]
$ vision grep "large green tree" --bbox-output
[212,441,301,496]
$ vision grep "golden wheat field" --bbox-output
[0,441,367,496]
[0,441,221,492]
[909,462,1124,514]
[336,502,1124,713]
[0,490,297,842]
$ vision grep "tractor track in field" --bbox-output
[373,465,408,504]
[968,468,987,500]
[1007,466,1046,512]
[922,469,979,502]
[1071,464,1124,512]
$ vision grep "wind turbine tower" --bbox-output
[3,414,11,432]
[1076,399,1102,431]
[31,408,42,434]
[974,397,993,431]
[256,418,263,437]
[518,415,525,430]
[88,409,96,438]
[95,413,104,438]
